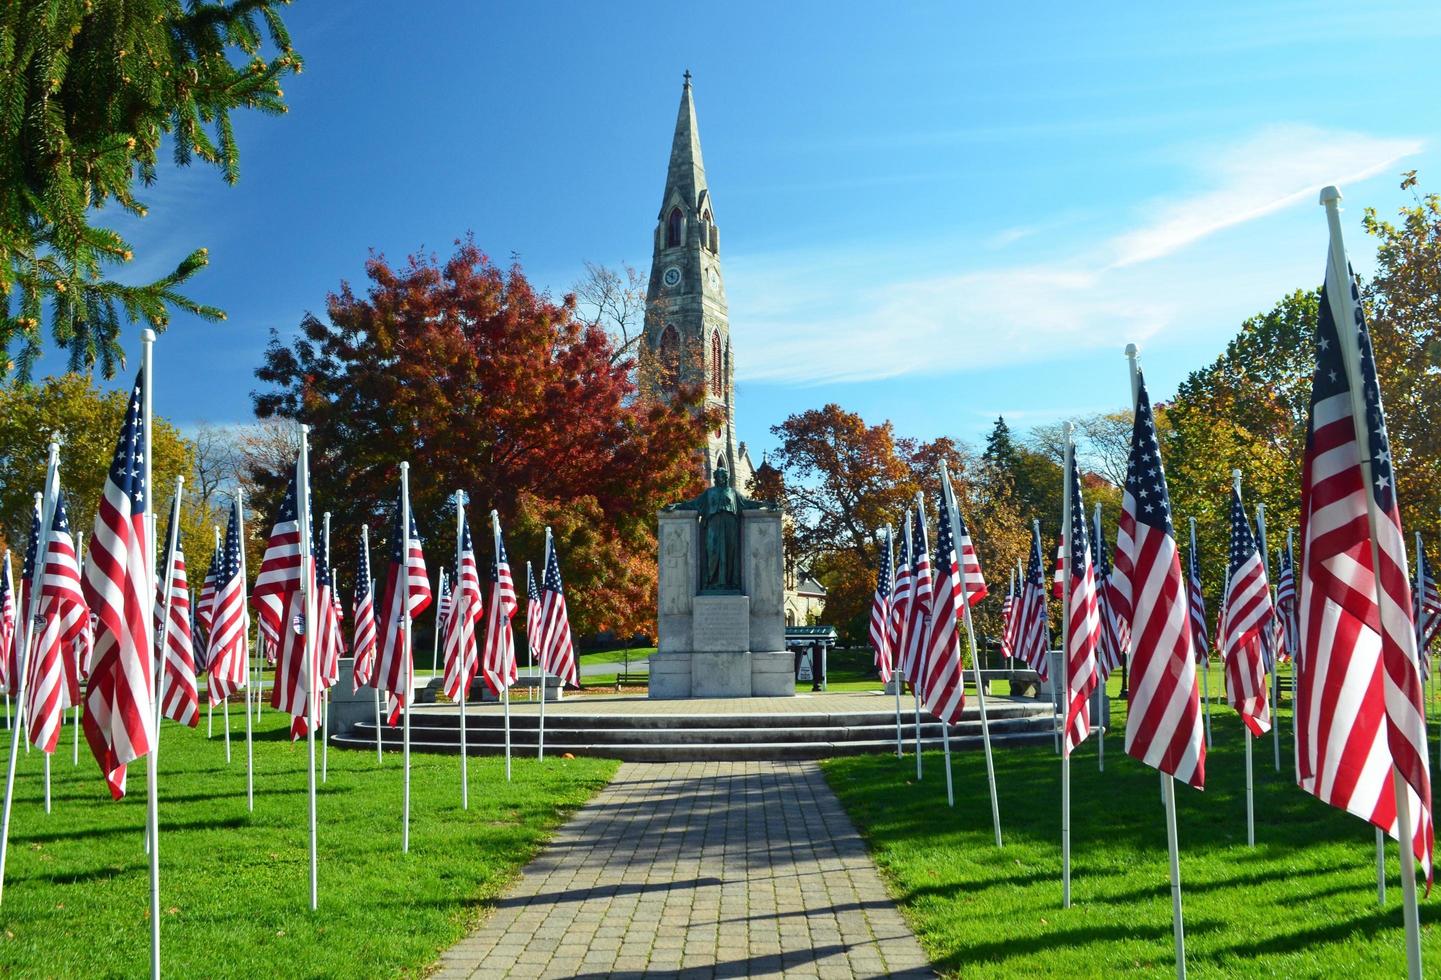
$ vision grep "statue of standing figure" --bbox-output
[663,464,777,594]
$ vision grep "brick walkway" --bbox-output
[433,761,933,979]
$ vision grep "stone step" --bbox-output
[346,715,1053,748]
[329,729,1056,762]
[405,702,1051,732]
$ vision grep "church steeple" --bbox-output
[644,72,735,483]
[660,70,708,226]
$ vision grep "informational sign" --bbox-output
[797,651,814,682]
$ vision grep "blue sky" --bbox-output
[55,1,1441,459]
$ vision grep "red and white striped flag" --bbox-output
[442,513,482,701]
[315,528,346,691]
[6,505,40,697]
[1220,481,1273,736]
[30,489,88,753]
[869,527,895,684]
[887,513,914,676]
[1090,512,1129,681]
[481,514,518,695]
[1013,526,1050,679]
[1113,373,1204,787]
[999,566,1017,661]
[352,531,378,692]
[157,504,198,729]
[1296,201,1432,889]
[207,503,249,708]
[255,475,311,737]
[900,505,933,689]
[1275,537,1299,665]
[537,533,578,688]
[196,531,220,640]
[921,498,966,724]
[376,492,431,723]
[0,552,14,694]
[1060,450,1100,753]
[80,372,155,799]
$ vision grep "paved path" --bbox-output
[433,761,932,979]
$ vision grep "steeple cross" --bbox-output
[683,69,692,86]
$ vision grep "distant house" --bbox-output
[785,568,827,627]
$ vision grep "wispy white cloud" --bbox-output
[1106,125,1421,267]
[727,124,1421,385]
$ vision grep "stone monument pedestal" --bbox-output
[650,506,792,699]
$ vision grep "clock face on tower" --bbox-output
[663,266,681,288]
[707,268,719,289]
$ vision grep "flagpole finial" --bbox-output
[1231,469,1242,492]
[142,328,156,344]
[399,461,408,473]
[1319,185,1342,207]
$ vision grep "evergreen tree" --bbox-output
[0,0,302,379]
[983,416,1016,469]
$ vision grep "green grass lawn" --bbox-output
[0,707,616,977]
[823,683,1438,978]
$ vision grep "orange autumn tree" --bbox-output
[253,238,710,641]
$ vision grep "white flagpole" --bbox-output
[73,533,83,767]
[943,466,1000,838]
[140,329,161,980]
[1323,186,1421,979]
[886,527,903,759]
[322,512,332,784]
[236,490,254,813]
[1377,828,1387,905]
[1190,518,1212,748]
[538,531,552,762]
[400,463,414,853]
[1256,504,1279,774]
[911,499,928,783]
[1036,519,1059,757]
[297,425,319,909]
[453,494,468,808]
[1233,471,1256,849]
[492,510,511,782]
[0,473,57,906]
[1061,424,1075,909]
[1127,342,1189,979]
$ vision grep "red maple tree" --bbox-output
[254,238,710,640]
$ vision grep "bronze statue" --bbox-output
[664,465,777,594]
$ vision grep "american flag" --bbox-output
[1113,373,1204,788]
[189,589,207,675]
[525,560,542,662]
[900,505,933,688]
[953,503,988,608]
[7,504,40,694]
[887,511,914,677]
[30,489,88,753]
[1013,525,1050,679]
[869,528,895,684]
[207,503,249,708]
[376,492,431,723]
[442,513,482,701]
[0,552,14,693]
[438,570,453,636]
[1060,450,1100,753]
[1295,235,1432,889]
[1220,482,1273,736]
[255,474,311,736]
[999,565,1017,661]
[921,499,966,725]
[1413,546,1440,675]
[352,532,377,692]
[196,531,220,640]
[1186,536,1209,664]
[537,534,578,688]
[1275,537,1300,666]
[315,525,345,690]
[80,371,154,799]
[157,505,198,728]
[481,515,518,696]
[1089,510,1129,681]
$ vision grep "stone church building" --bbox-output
[642,73,826,627]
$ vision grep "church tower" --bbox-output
[643,72,741,485]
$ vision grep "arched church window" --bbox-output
[658,325,680,385]
[702,208,712,224]
[666,207,683,247]
[710,331,723,397]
